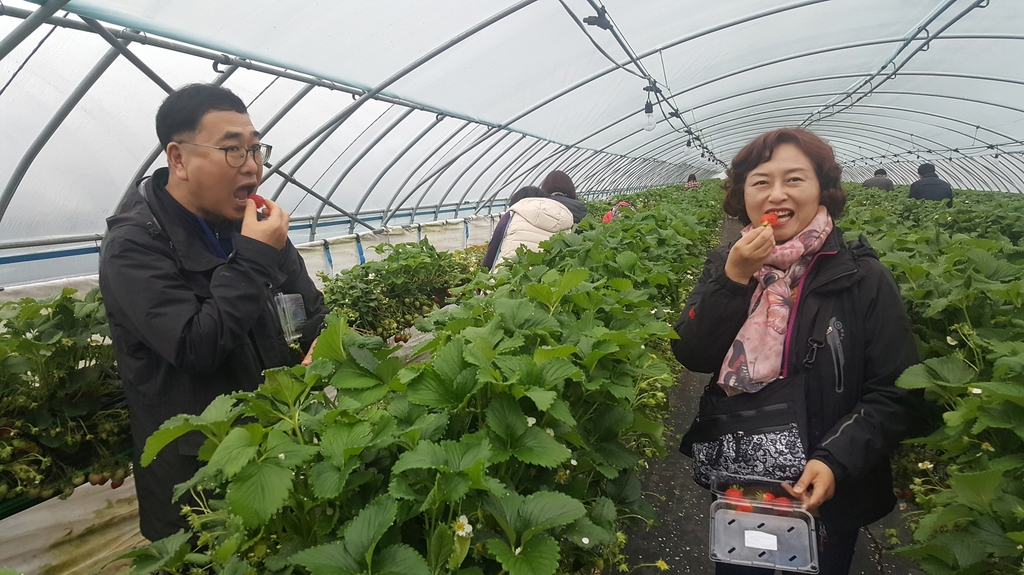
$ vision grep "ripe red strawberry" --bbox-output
[773,496,792,514]
[759,492,776,503]
[735,501,754,513]
[724,487,744,502]
[760,213,779,227]
[250,194,266,209]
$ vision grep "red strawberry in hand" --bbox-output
[760,213,779,227]
[250,194,266,209]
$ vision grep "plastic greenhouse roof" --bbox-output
[1,0,1023,285]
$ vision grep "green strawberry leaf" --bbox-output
[289,540,361,575]
[428,524,455,575]
[265,429,319,469]
[331,362,382,390]
[312,315,348,363]
[344,495,397,566]
[205,424,262,479]
[225,459,294,528]
[511,427,571,468]
[947,469,1004,512]
[487,533,560,575]
[487,393,528,442]
[309,459,359,500]
[518,491,586,543]
[375,543,430,575]
[924,356,976,386]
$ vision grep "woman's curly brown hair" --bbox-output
[723,128,846,225]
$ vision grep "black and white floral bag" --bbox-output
[679,300,834,489]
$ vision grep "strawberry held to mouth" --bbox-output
[250,193,266,209]
[761,208,794,227]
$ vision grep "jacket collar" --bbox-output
[108,168,232,272]
[802,227,863,294]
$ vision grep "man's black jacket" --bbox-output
[672,228,923,529]
[909,173,953,207]
[99,168,328,540]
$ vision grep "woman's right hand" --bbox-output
[724,223,776,284]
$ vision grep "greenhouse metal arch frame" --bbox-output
[1,0,1023,287]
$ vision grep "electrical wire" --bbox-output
[559,1,726,167]
[555,0,644,80]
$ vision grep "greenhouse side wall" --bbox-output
[0,214,500,302]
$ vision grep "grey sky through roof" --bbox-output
[1,0,1023,285]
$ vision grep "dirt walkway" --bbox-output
[622,217,924,575]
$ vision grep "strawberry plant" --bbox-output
[840,185,1024,574]
[117,184,726,574]
[319,241,483,340]
[0,288,130,515]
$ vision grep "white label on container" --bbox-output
[744,530,778,551]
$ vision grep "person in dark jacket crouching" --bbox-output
[672,128,922,575]
[99,84,329,541]
[909,163,953,207]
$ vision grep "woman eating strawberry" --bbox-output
[672,128,923,575]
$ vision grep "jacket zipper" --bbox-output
[781,251,836,378]
[721,423,794,439]
[781,252,858,378]
[698,402,788,422]
[826,322,845,392]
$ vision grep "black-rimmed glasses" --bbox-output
[177,142,272,168]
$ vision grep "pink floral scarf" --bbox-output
[718,206,834,395]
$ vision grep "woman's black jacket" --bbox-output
[672,227,923,529]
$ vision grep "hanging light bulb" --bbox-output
[642,100,656,132]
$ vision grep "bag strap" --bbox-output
[803,298,835,369]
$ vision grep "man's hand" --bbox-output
[301,338,317,366]
[783,459,836,515]
[241,197,289,249]
[724,223,775,284]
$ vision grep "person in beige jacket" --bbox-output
[481,186,575,271]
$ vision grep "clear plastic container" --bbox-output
[274,292,307,343]
[707,472,819,573]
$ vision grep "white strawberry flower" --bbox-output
[545,427,555,437]
[918,461,934,470]
[454,515,473,537]
[946,336,957,346]
[525,416,536,427]
[969,387,983,395]
[278,453,286,460]
[570,459,578,466]
[581,537,590,545]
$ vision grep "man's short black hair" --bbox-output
[156,84,248,150]
[874,168,887,176]
[918,163,936,176]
